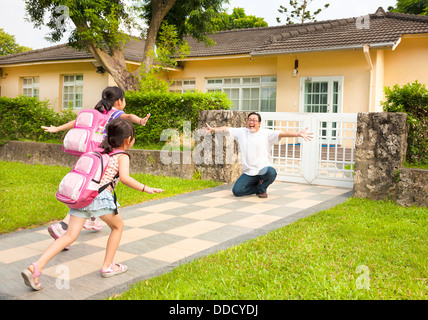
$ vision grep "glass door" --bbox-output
[300,77,343,144]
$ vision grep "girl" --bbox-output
[22,118,164,290]
[41,86,150,133]
[42,86,150,239]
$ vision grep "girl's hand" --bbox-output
[41,125,59,133]
[140,113,151,126]
[144,186,164,194]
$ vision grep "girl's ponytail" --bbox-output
[94,86,125,114]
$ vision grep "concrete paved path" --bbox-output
[0,182,352,300]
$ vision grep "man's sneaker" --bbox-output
[83,218,103,231]
[47,223,70,250]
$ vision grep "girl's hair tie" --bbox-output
[103,109,107,115]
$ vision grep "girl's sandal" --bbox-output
[101,263,128,278]
[21,263,42,291]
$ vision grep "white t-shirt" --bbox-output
[229,128,280,176]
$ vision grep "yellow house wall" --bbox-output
[169,50,373,113]
[384,35,428,88]
[0,61,110,112]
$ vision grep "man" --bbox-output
[203,112,313,198]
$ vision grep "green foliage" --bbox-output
[388,0,428,16]
[0,91,231,147]
[211,7,268,31]
[0,28,32,55]
[24,0,132,50]
[125,90,232,146]
[0,96,75,142]
[382,81,428,165]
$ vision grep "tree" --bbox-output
[136,0,226,72]
[0,29,32,56]
[388,0,428,16]
[276,0,330,25]
[211,7,268,31]
[24,0,228,91]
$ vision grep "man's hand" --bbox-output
[298,128,314,142]
[201,123,214,135]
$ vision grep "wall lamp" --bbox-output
[0,68,8,79]
[293,59,299,77]
[96,66,105,74]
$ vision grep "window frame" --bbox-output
[22,77,40,99]
[62,74,83,110]
[205,76,277,112]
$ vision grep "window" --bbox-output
[206,76,277,112]
[300,76,343,143]
[169,79,196,93]
[22,77,39,99]
[63,75,83,109]
[300,76,343,114]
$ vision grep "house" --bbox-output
[1,7,427,115]
[0,39,145,111]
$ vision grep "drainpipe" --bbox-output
[363,44,374,112]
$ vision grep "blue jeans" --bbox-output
[232,166,277,197]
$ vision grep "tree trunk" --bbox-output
[136,0,177,74]
[87,44,140,91]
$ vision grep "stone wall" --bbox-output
[354,112,427,207]
[196,110,248,182]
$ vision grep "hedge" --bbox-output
[124,90,232,145]
[382,81,428,165]
[0,91,232,146]
[0,96,75,142]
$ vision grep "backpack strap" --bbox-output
[97,150,130,215]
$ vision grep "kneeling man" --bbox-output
[203,112,313,198]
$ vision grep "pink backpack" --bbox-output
[62,109,123,156]
[55,149,128,212]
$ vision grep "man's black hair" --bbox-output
[248,112,261,122]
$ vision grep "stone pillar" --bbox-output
[353,112,408,201]
[196,110,248,183]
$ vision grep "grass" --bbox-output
[111,197,428,300]
[0,161,221,234]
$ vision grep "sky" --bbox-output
[0,0,398,50]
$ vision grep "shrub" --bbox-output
[0,91,232,147]
[124,90,232,145]
[0,95,75,142]
[382,81,428,165]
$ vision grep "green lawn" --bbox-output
[112,197,428,300]
[0,161,221,234]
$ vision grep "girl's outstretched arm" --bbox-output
[117,154,164,194]
[41,120,76,133]
[120,113,150,126]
